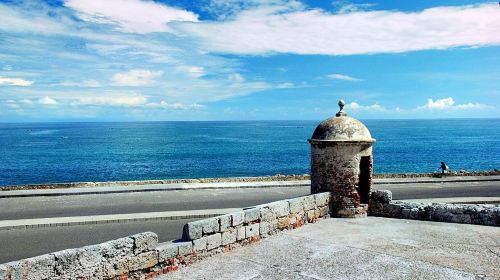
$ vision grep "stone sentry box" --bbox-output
[308,100,376,218]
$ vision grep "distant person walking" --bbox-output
[440,162,449,175]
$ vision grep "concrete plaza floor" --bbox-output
[164,217,499,280]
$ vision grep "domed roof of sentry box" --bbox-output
[309,100,375,143]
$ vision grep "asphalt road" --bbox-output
[1,181,499,220]
[0,180,499,263]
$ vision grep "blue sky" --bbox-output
[0,0,499,121]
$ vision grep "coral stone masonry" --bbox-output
[309,100,376,218]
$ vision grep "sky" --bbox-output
[0,0,499,122]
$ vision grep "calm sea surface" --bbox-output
[0,119,499,186]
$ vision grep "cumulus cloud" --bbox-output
[38,96,58,105]
[180,3,500,55]
[65,0,198,33]
[0,77,33,86]
[327,74,362,82]
[111,69,163,86]
[418,97,492,110]
[347,102,385,111]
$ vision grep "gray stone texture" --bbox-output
[302,195,316,211]
[236,226,246,241]
[369,190,500,226]
[98,236,134,262]
[259,220,278,237]
[192,237,208,253]
[53,246,105,279]
[176,242,193,256]
[288,197,304,214]
[131,232,158,254]
[183,221,202,240]
[267,201,290,218]
[206,233,222,251]
[231,211,244,226]
[221,229,237,246]
[245,223,260,238]
[219,214,232,232]
[244,208,260,223]
[157,243,178,263]
[259,207,275,222]
[313,192,331,207]
[201,218,219,235]
[116,251,158,273]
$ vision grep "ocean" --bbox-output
[0,119,499,186]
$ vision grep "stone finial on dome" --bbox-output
[336,100,347,117]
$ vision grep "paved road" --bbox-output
[0,181,499,220]
[0,180,498,263]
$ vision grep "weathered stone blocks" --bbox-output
[202,218,219,235]
[0,255,56,280]
[302,195,316,211]
[219,214,232,232]
[221,229,237,246]
[369,189,499,226]
[157,243,178,263]
[231,211,244,226]
[260,207,275,222]
[183,221,202,240]
[131,232,158,254]
[245,223,260,238]
[288,197,304,214]
[206,233,222,250]
[117,251,158,273]
[236,226,246,241]
[244,207,260,223]
[313,192,330,207]
[192,237,208,253]
[176,242,193,255]
[259,220,278,236]
[267,201,290,218]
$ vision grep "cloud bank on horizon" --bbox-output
[0,0,499,121]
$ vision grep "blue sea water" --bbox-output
[0,119,499,186]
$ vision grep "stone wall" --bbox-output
[0,192,330,280]
[369,190,499,226]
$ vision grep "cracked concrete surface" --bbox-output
[162,217,499,280]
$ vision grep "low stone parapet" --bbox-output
[0,192,330,280]
[369,190,499,226]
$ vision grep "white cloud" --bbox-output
[418,97,492,110]
[74,94,148,107]
[327,74,362,82]
[146,100,203,110]
[180,3,500,55]
[228,73,245,83]
[186,66,205,78]
[0,77,33,86]
[111,69,163,86]
[38,96,58,105]
[0,2,69,34]
[347,102,385,111]
[65,0,198,33]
